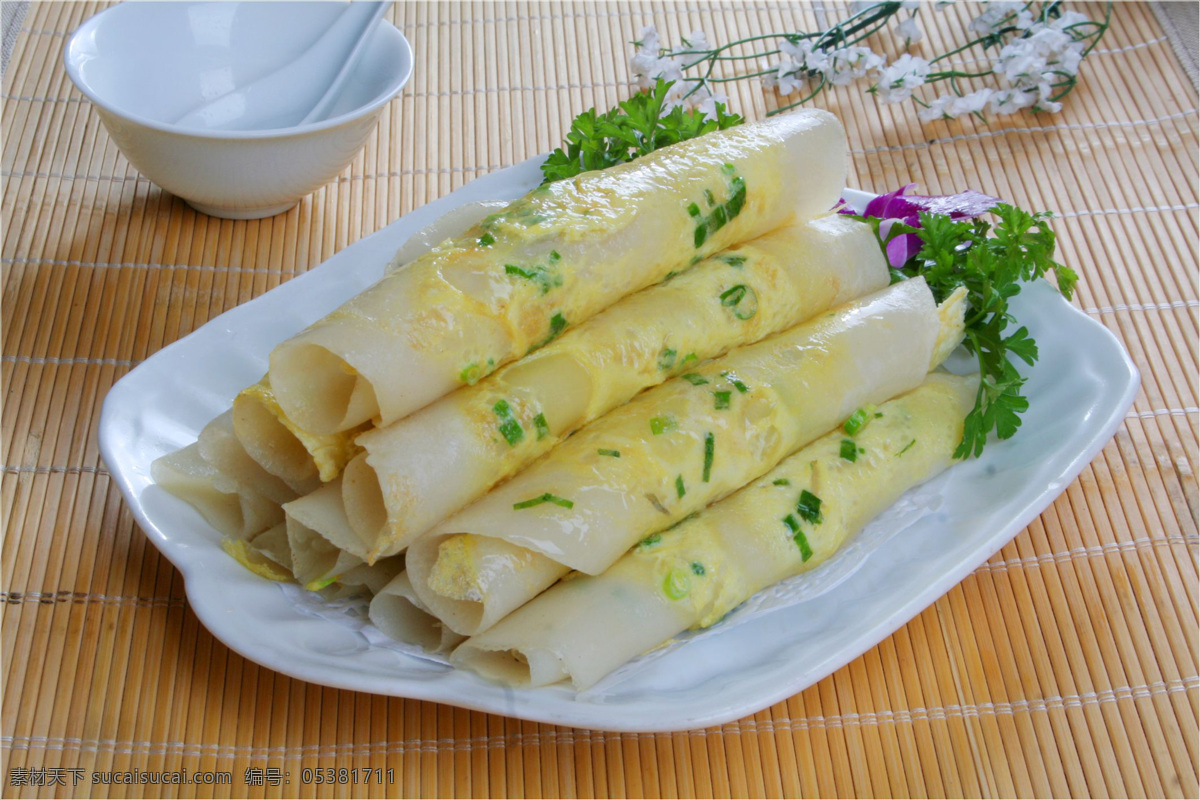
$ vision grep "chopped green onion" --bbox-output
[691,562,706,576]
[679,353,699,369]
[650,416,677,435]
[897,439,917,456]
[658,348,677,371]
[703,432,714,482]
[549,250,561,262]
[721,371,749,393]
[682,373,709,386]
[687,202,702,219]
[597,448,621,458]
[773,478,791,487]
[713,390,732,410]
[493,400,524,446]
[840,439,860,462]
[782,514,800,535]
[663,568,691,600]
[719,283,757,320]
[718,254,746,268]
[675,474,686,498]
[794,529,814,562]
[478,232,495,247]
[534,413,550,440]
[512,492,574,510]
[504,263,535,279]
[843,405,877,436]
[797,490,823,524]
[534,312,568,348]
[637,533,661,550]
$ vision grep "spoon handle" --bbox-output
[300,1,393,125]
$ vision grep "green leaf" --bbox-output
[541,79,743,185]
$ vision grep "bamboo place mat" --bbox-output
[2,1,1197,797]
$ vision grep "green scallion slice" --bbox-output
[512,492,574,510]
[597,448,621,458]
[493,400,524,446]
[702,432,714,482]
[534,413,550,440]
[682,373,709,386]
[897,439,916,456]
[713,390,732,410]
[797,490,822,524]
[675,474,686,498]
[650,416,677,435]
[794,529,814,562]
[663,568,691,600]
[843,405,877,436]
[840,439,859,462]
[658,348,677,371]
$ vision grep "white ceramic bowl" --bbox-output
[64,2,413,219]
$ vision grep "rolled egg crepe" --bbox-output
[268,111,847,434]
[232,377,364,489]
[369,572,467,653]
[452,372,978,690]
[407,277,968,636]
[151,443,283,540]
[196,409,298,505]
[343,214,889,558]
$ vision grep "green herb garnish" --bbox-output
[702,432,714,482]
[540,79,742,185]
[658,348,677,371]
[796,490,822,524]
[598,448,621,458]
[458,358,494,385]
[534,413,550,440]
[897,439,917,456]
[773,478,791,487]
[682,373,709,386]
[493,400,524,446]
[840,439,861,462]
[713,390,732,410]
[512,492,574,510]
[782,514,800,535]
[718,254,746,268]
[691,562,706,576]
[675,474,687,498]
[478,232,495,247]
[861,203,1077,458]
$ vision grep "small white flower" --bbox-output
[988,87,1036,115]
[894,15,923,45]
[968,1,1024,36]
[634,25,660,56]
[873,53,931,103]
[694,89,730,121]
[780,38,831,75]
[948,88,993,117]
[823,45,884,86]
[918,94,956,122]
[1031,82,1063,113]
[677,30,710,52]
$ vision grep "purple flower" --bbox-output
[841,185,1000,268]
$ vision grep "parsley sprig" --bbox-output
[540,79,742,185]
[880,204,1078,458]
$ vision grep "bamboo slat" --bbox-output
[2,1,1197,797]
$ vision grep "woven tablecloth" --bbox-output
[2,2,1197,797]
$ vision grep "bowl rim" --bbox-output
[62,2,414,141]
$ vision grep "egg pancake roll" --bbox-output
[151,443,283,540]
[268,111,847,434]
[452,372,978,690]
[407,278,968,636]
[344,214,888,559]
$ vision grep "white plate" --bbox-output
[99,156,1140,732]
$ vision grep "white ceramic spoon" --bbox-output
[175,1,392,131]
